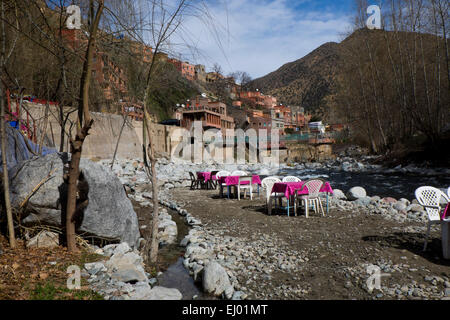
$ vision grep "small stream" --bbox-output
[156,208,214,300]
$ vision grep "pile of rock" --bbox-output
[344,260,450,300]
[84,242,182,300]
[328,186,428,223]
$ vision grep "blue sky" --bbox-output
[170,0,358,79]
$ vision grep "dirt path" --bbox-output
[172,187,450,300]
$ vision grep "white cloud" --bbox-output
[170,0,352,79]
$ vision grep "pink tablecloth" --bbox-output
[197,172,217,182]
[442,202,450,220]
[217,175,262,186]
[271,181,333,199]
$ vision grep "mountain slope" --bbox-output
[249,41,341,114]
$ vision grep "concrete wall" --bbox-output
[16,103,294,163]
[20,103,142,160]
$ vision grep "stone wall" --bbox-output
[285,142,334,162]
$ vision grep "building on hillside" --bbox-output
[206,72,224,83]
[247,109,272,132]
[129,41,153,64]
[232,100,242,108]
[61,29,129,104]
[290,106,311,130]
[195,65,206,82]
[121,101,144,121]
[181,96,234,135]
[227,105,249,130]
[181,62,196,81]
[91,51,128,101]
[239,91,277,109]
[155,52,169,62]
[268,108,285,133]
[168,58,196,81]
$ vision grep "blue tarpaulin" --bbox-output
[0,123,57,172]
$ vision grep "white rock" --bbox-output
[203,261,232,296]
[346,187,367,200]
[26,231,59,249]
[146,286,182,300]
[113,242,132,256]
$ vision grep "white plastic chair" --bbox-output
[294,179,325,218]
[415,186,450,251]
[216,170,231,198]
[231,170,247,176]
[261,177,282,205]
[237,176,253,201]
[282,176,302,183]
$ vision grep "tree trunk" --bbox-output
[143,110,159,264]
[65,0,104,252]
[1,87,16,248]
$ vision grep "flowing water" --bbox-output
[157,208,215,300]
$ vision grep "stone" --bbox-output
[110,266,147,283]
[146,286,182,300]
[84,262,107,275]
[332,189,347,200]
[407,204,424,212]
[224,284,235,300]
[346,187,367,201]
[382,197,397,204]
[102,244,119,257]
[232,291,244,300]
[128,282,153,300]
[393,202,407,211]
[113,242,132,256]
[10,153,140,248]
[399,198,410,205]
[26,231,59,249]
[203,261,232,296]
[354,197,371,206]
[148,278,158,287]
[107,252,147,283]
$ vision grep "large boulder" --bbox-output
[9,153,140,248]
[346,187,367,201]
[202,261,232,296]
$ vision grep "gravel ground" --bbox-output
[171,187,450,300]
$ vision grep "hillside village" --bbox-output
[35,27,324,141]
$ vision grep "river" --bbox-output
[279,167,450,199]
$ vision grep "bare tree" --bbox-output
[0,0,16,248]
[65,0,104,252]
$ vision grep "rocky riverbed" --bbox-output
[84,157,449,300]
